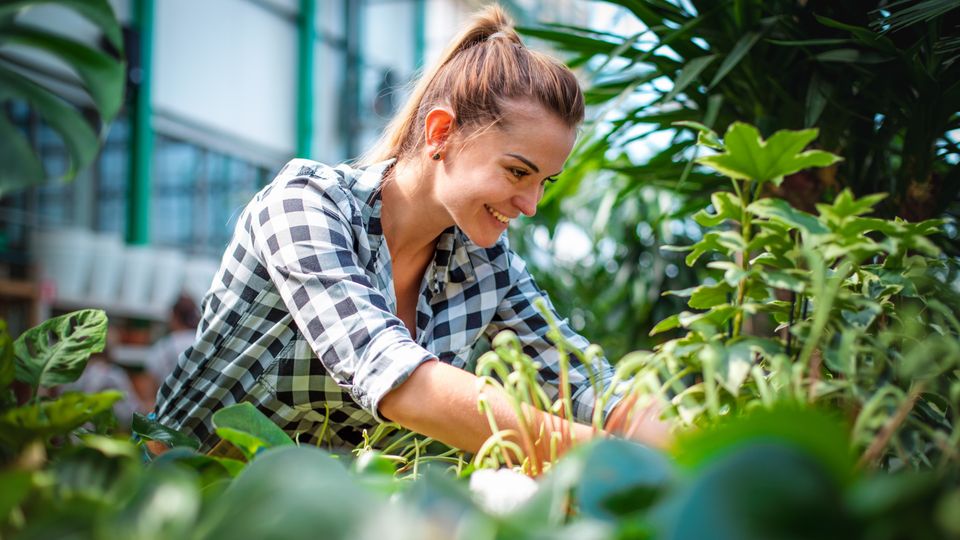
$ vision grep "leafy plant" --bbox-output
[2,306,958,539]
[0,309,120,463]
[511,1,960,359]
[524,0,960,225]
[611,122,959,470]
[0,0,125,195]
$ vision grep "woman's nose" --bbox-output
[512,185,541,217]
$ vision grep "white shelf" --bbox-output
[52,296,167,322]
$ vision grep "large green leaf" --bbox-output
[131,413,201,451]
[696,123,841,186]
[1,24,124,120]
[199,446,373,540]
[0,65,100,190]
[0,0,124,194]
[0,109,44,193]
[211,402,294,460]
[110,464,201,539]
[14,309,107,393]
[0,0,123,50]
[0,390,121,448]
[653,443,853,539]
[673,406,855,483]
[575,439,674,521]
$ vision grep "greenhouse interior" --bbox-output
[1,0,959,538]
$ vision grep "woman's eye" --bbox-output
[540,176,558,187]
[509,167,528,179]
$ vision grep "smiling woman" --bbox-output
[152,4,670,461]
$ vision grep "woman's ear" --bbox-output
[424,107,455,159]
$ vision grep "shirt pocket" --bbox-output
[260,334,355,414]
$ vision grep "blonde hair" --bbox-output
[360,4,584,165]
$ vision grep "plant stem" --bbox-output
[732,179,754,338]
[797,257,851,383]
[857,382,924,469]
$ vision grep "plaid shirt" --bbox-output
[155,158,619,451]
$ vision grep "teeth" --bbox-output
[485,205,510,224]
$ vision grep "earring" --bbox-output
[432,152,441,161]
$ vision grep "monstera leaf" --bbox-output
[697,123,841,186]
[0,0,125,195]
[14,309,107,396]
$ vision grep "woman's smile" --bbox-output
[484,204,512,225]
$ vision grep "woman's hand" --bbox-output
[604,395,674,450]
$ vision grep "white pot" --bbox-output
[151,248,186,309]
[30,228,94,300]
[87,233,125,302]
[119,246,156,308]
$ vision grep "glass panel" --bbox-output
[96,114,130,235]
[152,135,201,249]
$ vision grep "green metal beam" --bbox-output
[297,0,316,158]
[127,0,154,245]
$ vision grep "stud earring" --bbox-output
[432,152,441,161]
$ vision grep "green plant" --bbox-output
[510,1,960,357]
[0,0,125,195]
[2,308,958,539]
[0,310,120,464]
[611,122,959,470]
[525,0,960,224]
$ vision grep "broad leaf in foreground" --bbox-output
[211,402,294,460]
[13,309,107,394]
[696,123,841,186]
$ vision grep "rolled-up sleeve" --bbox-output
[248,174,434,420]
[488,252,623,425]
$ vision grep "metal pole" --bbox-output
[297,0,316,158]
[127,0,154,245]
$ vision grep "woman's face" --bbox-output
[435,100,577,248]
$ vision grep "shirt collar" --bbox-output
[347,159,395,259]
[348,158,478,294]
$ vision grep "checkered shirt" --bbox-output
[154,158,620,451]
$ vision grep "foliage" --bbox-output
[609,122,959,470]
[511,0,960,357]
[0,0,125,196]
[1,305,958,538]
[524,0,960,225]
[0,309,118,463]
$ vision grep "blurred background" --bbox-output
[1,0,958,418]
[0,0,609,416]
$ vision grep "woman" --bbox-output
[154,5,668,459]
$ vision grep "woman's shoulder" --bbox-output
[264,159,351,196]
[252,159,376,219]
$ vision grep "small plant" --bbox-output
[0,310,120,465]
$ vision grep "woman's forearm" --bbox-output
[379,359,596,463]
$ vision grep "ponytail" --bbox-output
[359,4,583,165]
